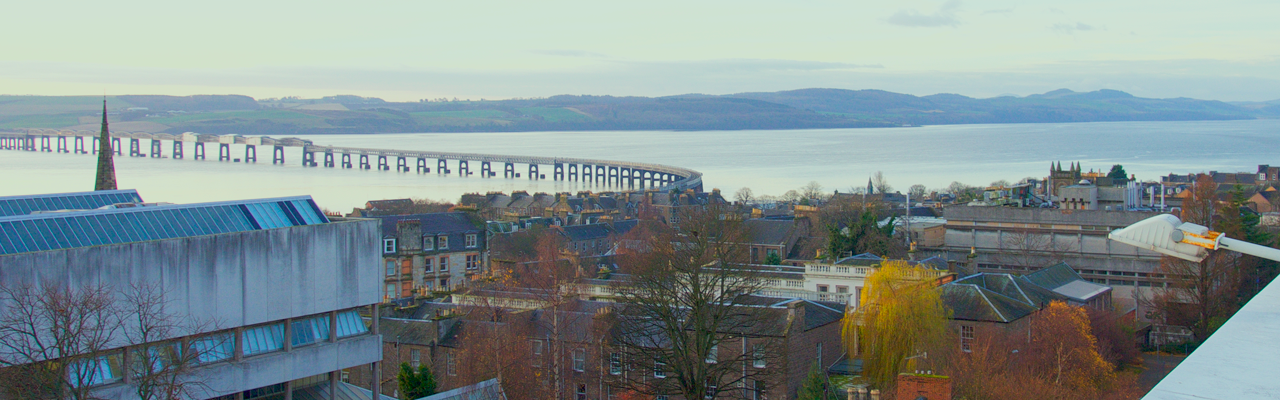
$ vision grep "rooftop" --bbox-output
[0,193,329,255]
[0,189,144,217]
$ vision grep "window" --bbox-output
[817,284,829,293]
[193,332,234,364]
[705,378,717,399]
[290,314,331,347]
[438,235,449,249]
[654,361,666,378]
[816,342,823,368]
[243,322,286,356]
[576,384,587,400]
[423,236,434,250]
[610,352,622,375]
[424,258,433,272]
[572,348,586,372]
[466,233,478,248]
[383,238,396,253]
[705,345,718,364]
[657,396,670,400]
[439,279,449,289]
[532,340,544,367]
[386,284,396,300]
[385,260,396,276]
[446,352,457,376]
[766,248,778,258]
[335,310,369,338]
[836,286,849,294]
[751,380,766,400]
[961,325,974,352]
[410,349,421,368]
[68,353,123,387]
[466,254,480,270]
[752,344,766,368]
[440,256,449,271]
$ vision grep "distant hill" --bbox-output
[0,90,1269,134]
[729,88,1260,125]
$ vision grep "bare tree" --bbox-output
[608,205,784,399]
[122,282,221,400]
[734,187,754,205]
[801,181,825,201]
[0,283,122,400]
[990,226,1078,270]
[907,185,927,200]
[872,171,892,194]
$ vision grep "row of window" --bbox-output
[65,309,369,389]
[531,342,770,376]
[385,255,482,276]
[382,234,478,253]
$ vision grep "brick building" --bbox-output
[377,212,488,301]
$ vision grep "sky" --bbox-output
[2,0,1278,102]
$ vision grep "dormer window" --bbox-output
[438,235,449,249]
[465,234,477,248]
[423,236,434,251]
[383,239,396,253]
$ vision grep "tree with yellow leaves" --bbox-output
[843,260,952,392]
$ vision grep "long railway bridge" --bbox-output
[0,129,702,192]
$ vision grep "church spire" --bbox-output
[94,98,117,191]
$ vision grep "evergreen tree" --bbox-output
[796,363,836,400]
[764,252,782,265]
[1107,164,1128,180]
[397,362,437,400]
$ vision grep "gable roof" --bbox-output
[1024,263,1111,302]
[376,212,481,237]
[744,219,796,245]
[0,189,144,217]
[560,223,612,242]
[942,272,1067,323]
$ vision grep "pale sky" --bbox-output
[3,0,1278,101]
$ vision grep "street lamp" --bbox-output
[1108,214,1280,262]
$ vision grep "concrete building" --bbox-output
[936,206,1163,301]
[0,190,384,400]
[377,213,488,301]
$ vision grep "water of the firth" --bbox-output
[3,119,1277,211]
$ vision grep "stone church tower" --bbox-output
[1048,161,1080,198]
[94,99,117,191]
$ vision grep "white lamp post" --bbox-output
[1108,214,1280,262]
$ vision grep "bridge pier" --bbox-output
[504,163,515,178]
[273,145,286,164]
[172,141,183,159]
[303,151,317,167]
[360,154,370,169]
[596,165,606,183]
[554,163,564,180]
[150,139,163,158]
[459,160,469,176]
[112,138,121,156]
[56,137,68,153]
[608,166,618,185]
[74,137,85,154]
[342,153,353,169]
[397,156,408,172]
[568,164,577,180]
[377,155,389,171]
[324,151,335,167]
[529,164,539,180]
[40,136,51,152]
[194,142,206,160]
[437,159,449,175]
[417,157,428,173]
[480,161,491,177]
[244,144,256,162]
[218,143,231,161]
[131,139,143,157]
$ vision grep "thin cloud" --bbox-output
[886,0,962,28]
[982,8,1013,15]
[530,49,610,58]
[1052,22,1101,35]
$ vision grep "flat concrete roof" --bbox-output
[1143,273,1280,399]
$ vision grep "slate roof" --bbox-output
[744,219,796,245]
[366,198,411,210]
[834,253,882,266]
[560,223,612,242]
[379,318,438,346]
[417,379,506,400]
[293,381,397,400]
[377,212,481,237]
[942,272,1068,323]
[1024,263,1111,303]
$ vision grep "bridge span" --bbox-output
[0,130,703,192]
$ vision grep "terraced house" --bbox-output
[378,212,488,301]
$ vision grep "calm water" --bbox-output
[3,119,1278,211]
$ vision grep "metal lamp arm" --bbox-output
[1218,237,1280,263]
